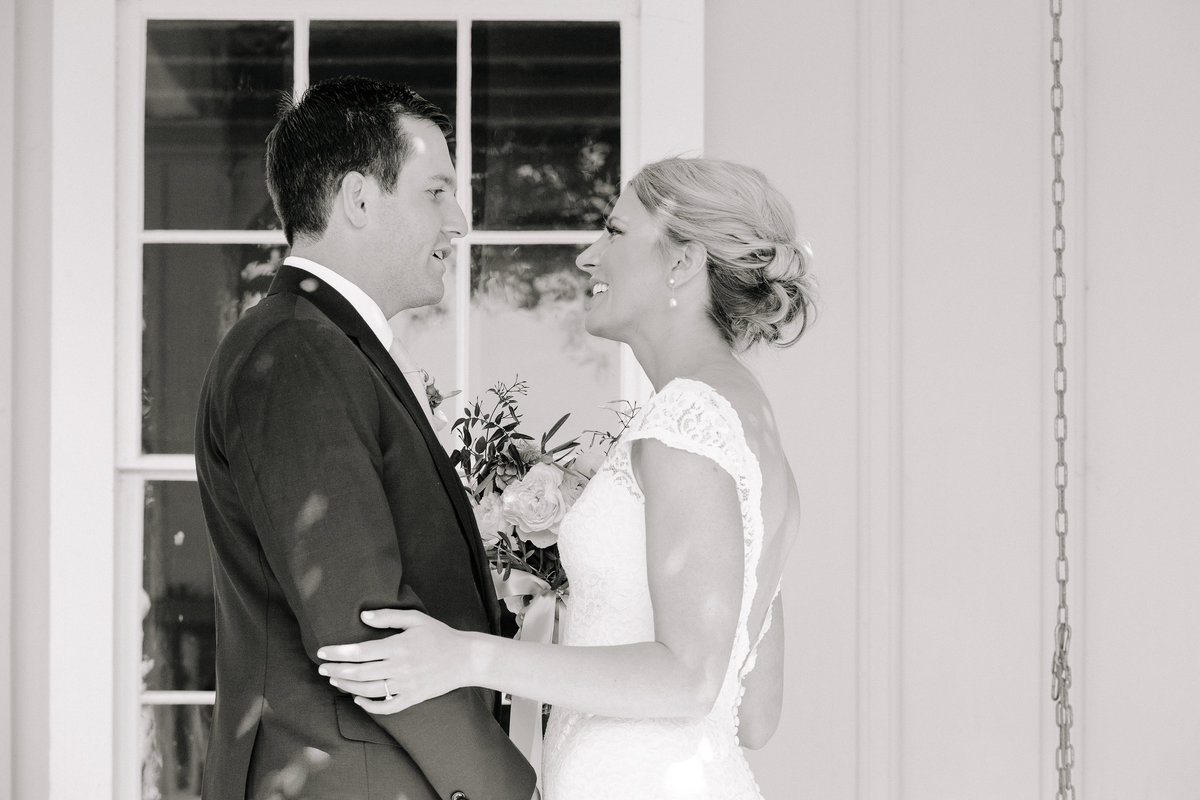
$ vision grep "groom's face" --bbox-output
[368,116,467,316]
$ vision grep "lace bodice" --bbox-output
[541,378,776,799]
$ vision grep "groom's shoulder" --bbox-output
[210,294,358,382]
[223,291,343,347]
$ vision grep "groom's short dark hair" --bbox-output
[265,75,452,246]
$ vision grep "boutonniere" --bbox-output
[421,370,460,413]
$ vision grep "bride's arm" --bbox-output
[318,439,744,720]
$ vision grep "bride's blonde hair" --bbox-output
[630,157,816,350]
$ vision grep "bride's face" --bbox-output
[576,190,674,345]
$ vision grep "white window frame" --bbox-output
[109,1,702,798]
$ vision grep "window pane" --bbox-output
[145,21,293,230]
[141,703,211,800]
[310,21,457,123]
[472,22,620,230]
[469,245,621,437]
[142,243,284,454]
[143,481,214,692]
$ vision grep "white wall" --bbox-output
[707,0,861,797]
[7,0,119,798]
[1,0,16,794]
[8,0,54,796]
[707,0,1200,798]
[1083,2,1200,796]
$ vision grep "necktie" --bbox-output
[387,338,445,431]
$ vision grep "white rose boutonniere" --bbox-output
[421,369,459,413]
[421,370,460,432]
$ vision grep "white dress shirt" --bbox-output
[283,255,394,351]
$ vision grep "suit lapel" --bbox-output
[267,266,499,631]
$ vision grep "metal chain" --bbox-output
[1049,0,1076,798]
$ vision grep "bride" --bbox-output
[318,156,816,799]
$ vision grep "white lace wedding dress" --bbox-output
[542,378,777,800]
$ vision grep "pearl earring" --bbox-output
[667,276,678,309]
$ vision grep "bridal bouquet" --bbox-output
[448,379,636,754]
[448,379,636,627]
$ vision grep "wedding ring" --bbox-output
[383,678,394,700]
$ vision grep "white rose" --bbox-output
[472,493,508,547]
[500,463,568,547]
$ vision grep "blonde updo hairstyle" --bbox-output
[630,157,816,351]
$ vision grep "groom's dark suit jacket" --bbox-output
[195,265,534,800]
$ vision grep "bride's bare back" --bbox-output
[688,361,802,747]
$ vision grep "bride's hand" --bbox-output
[317,609,471,715]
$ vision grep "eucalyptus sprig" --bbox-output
[449,379,532,499]
[449,378,583,499]
[585,399,641,455]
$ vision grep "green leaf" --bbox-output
[546,439,581,455]
[542,413,571,447]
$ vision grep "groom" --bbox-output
[194,76,536,800]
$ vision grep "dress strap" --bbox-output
[739,579,782,681]
[621,379,749,485]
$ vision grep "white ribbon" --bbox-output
[491,569,565,790]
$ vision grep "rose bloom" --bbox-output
[472,492,508,547]
[514,439,543,466]
[501,462,569,547]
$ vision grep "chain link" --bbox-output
[1049,0,1076,798]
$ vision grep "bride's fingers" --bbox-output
[318,631,405,663]
[317,642,371,662]
[354,692,415,716]
[320,658,396,682]
[360,608,428,629]
[327,676,395,699]
[315,611,429,661]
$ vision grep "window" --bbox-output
[116,2,701,797]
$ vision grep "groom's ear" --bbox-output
[337,171,371,230]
